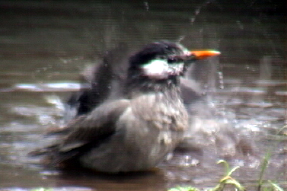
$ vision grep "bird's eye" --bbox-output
[167,56,182,63]
[167,57,176,63]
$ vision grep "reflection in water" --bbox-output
[0,1,286,191]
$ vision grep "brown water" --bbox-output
[0,1,286,191]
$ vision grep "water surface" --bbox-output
[0,1,286,191]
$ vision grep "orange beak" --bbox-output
[190,50,221,60]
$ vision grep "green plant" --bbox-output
[210,160,245,191]
[168,160,244,191]
[257,125,286,191]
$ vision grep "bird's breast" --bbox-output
[131,93,188,132]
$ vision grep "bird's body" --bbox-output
[79,92,187,172]
[33,41,220,173]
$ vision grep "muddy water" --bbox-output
[0,1,286,191]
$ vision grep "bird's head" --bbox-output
[128,41,220,80]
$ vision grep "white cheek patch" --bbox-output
[142,59,170,79]
[169,63,184,75]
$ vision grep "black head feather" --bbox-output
[129,41,188,68]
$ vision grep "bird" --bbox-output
[65,42,218,120]
[32,41,220,173]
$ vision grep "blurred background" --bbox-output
[0,1,286,191]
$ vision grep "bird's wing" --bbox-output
[64,43,129,119]
[58,99,130,153]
